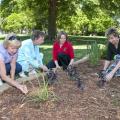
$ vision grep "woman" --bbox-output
[47,31,85,89]
[47,31,74,70]
[17,30,48,77]
[0,33,28,94]
[98,27,120,87]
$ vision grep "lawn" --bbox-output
[40,45,89,64]
[40,44,105,64]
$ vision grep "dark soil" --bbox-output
[0,61,120,120]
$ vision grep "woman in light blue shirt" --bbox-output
[17,30,48,76]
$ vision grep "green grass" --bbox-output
[40,45,89,64]
[40,44,106,64]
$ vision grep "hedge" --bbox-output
[68,35,107,44]
[0,35,107,45]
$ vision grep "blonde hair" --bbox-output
[3,33,21,49]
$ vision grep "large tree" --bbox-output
[48,0,57,40]
[1,0,120,37]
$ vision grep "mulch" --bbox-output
[0,61,120,120]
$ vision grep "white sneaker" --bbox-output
[19,72,27,78]
[0,78,3,86]
[29,69,37,75]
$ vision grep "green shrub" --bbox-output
[69,35,107,45]
[0,35,107,45]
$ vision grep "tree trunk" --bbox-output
[48,0,57,41]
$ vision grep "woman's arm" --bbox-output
[10,56,16,80]
[0,59,28,94]
[54,60,60,68]
[103,60,111,70]
[69,59,74,65]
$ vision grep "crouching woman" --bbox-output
[0,33,28,94]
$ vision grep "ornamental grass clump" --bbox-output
[26,71,57,103]
[87,41,101,65]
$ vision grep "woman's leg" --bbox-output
[58,53,70,70]
[5,62,22,75]
[106,61,120,81]
[15,62,22,74]
[47,53,70,70]
[5,63,11,75]
[47,60,56,69]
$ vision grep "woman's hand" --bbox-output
[55,60,61,69]
[40,65,48,72]
[56,64,61,69]
[18,85,28,94]
[69,59,74,66]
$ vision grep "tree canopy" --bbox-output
[0,0,120,39]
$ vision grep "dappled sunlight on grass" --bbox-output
[40,45,88,50]
[40,45,53,49]
[40,44,105,50]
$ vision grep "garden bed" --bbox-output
[0,61,120,120]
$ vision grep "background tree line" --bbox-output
[0,0,120,40]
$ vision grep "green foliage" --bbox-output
[60,9,89,34]
[87,41,101,65]
[88,9,117,34]
[69,35,107,44]
[1,12,36,32]
[0,0,120,36]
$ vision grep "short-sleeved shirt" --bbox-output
[106,40,120,61]
[0,43,17,63]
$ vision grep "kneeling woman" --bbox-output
[0,33,28,94]
[47,31,74,70]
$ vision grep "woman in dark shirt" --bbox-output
[98,27,120,87]
[106,40,120,61]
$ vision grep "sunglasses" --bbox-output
[8,35,20,41]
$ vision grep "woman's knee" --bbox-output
[47,60,56,69]
[15,62,22,74]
